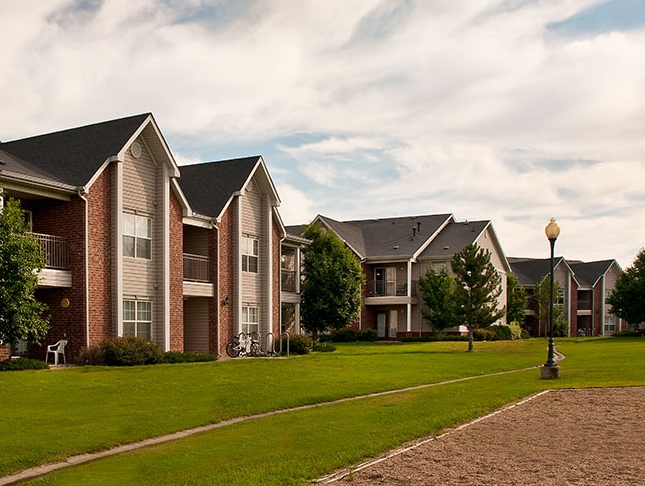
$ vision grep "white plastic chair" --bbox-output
[46,339,68,365]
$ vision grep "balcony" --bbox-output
[282,270,296,293]
[365,280,418,306]
[183,253,212,282]
[33,233,68,269]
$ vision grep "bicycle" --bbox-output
[225,332,261,358]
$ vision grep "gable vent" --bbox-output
[130,142,142,158]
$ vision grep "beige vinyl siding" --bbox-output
[184,298,210,353]
[122,137,164,344]
[240,177,269,334]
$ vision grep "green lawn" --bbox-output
[3,338,645,485]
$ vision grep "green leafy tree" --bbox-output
[451,244,505,351]
[535,276,567,337]
[608,248,645,327]
[300,223,365,339]
[419,268,458,332]
[0,197,49,347]
[506,273,528,325]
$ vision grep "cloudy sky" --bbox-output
[1,0,644,268]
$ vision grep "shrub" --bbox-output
[330,327,358,342]
[508,321,523,340]
[282,333,312,355]
[473,328,495,341]
[401,334,468,342]
[75,345,106,366]
[312,342,336,353]
[612,329,645,337]
[357,328,378,342]
[490,324,512,341]
[162,351,217,363]
[99,336,164,366]
[0,358,49,371]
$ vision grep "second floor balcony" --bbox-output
[366,280,417,298]
[34,233,69,270]
[183,253,212,282]
[281,270,297,293]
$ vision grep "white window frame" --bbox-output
[604,314,617,333]
[242,235,259,273]
[123,212,152,260]
[242,304,259,335]
[123,300,153,340]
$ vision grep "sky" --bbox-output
[1,0,644,268]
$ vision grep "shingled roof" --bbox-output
[179,156,270,219]
[569,260,618,287]
[508,257,567,286]
[420,220,490,259]
[0,113,151,187]
[315,214,453,260]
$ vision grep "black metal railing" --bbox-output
[281,270,296,292]
[366,280,417,297]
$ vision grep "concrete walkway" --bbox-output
[0,365,542,485]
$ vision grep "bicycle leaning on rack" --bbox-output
[225,332,261,358]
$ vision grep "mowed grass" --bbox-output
[4,338,645,485]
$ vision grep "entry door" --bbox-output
[389,310,398,338]
[377,313,386,338]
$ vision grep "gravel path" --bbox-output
[323,387,645,485]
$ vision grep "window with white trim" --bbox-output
[242,304,259,335]
[604,314,617,333]
[242,235,259,273]
[123,213,152,259]
[123,300,152,340]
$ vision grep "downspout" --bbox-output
[213,221,221,356]
[407,260,412,333]
[77,188,90,348]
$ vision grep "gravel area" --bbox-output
[322,387,645,485]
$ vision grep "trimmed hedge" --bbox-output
[99,337,164,366]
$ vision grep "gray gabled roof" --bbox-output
[1,113,151,187]
[0,147,65,183]
[420,220,490,259]
[508,257,566,286]
[179,156,262,219]
[569,260,618,287]
[315,214,453,260]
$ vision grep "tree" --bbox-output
[419,268,458,332]
[0,197,49,348]
[451,244,505,351]
[300,223,365,338]
[506,273,528,325]
[534,276,567,337]
[608,248,645,327]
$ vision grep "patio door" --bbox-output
[377,313,386,338]
[389,310,398,338]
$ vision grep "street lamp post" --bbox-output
[541,218,561,379]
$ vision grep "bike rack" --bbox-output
[226,331,290,358]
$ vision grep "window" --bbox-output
[123,300,152,340]
[604,315,616,333]
[556,289,565,306]
[242,235,259,273]
[123,213,152,259]
[242,304,259,335]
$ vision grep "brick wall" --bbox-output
[593,280,603,335]
[272,222,281,335]
[169,190,184,351]
[86,168,113,348]
[213,201,236,355]
[569,279,579,337]
[32,191,87,359]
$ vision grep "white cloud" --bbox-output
[1,0,644,267]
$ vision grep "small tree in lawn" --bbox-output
[506,273,528,326]
[0,197,49,348]
[607,248,645,328]
[451,244,504,351]
[419,268,458,333]
[300,223,364,340]
[535,276,567,337]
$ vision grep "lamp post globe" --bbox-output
[541,218,561,379]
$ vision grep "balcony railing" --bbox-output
[183,253,212,282]
[33,233,68,270]
[282,270,296,292]
[366,280,417,297]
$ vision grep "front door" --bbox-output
[377,313,386,338]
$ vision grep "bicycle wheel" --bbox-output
[249,341,261,357]
[226,341,240,358]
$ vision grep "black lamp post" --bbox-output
[542,218,561,379]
